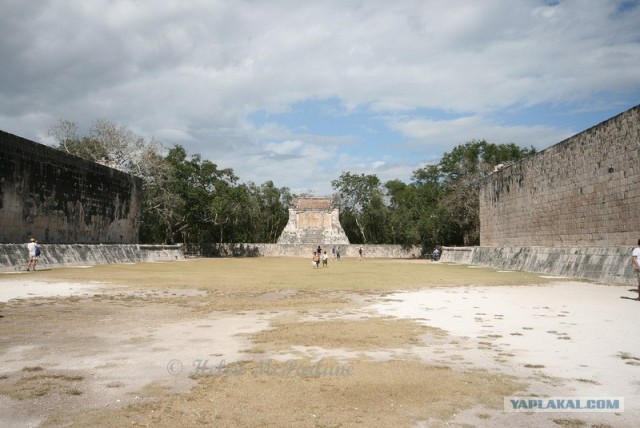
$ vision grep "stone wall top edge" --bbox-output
[538,104,639,154]
[479,103,639,183]
[0,129,141,181]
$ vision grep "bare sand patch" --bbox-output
[0,280,105,303]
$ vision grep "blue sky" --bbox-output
[1,0,639,194]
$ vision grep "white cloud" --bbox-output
[0,0,638,193]
[388,115,574,152]
[264,140,303,156]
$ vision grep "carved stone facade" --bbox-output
[276,197,350,244]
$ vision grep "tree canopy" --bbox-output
[48,120,534,249]
[332,140,535,247]
[47,120,292,245]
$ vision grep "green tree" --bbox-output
[164,146,240,243]
[47,120,295,245]
[383,180,419,245]
[331,172,387,243]
[138,149,185,244]
[410,165,446,248]
[47,119,178,244]
[247,181,292,243]
[422,140,535,245]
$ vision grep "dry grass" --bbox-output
[250,317,447,352]
[47,360,522,427]
[0,372,84,400]
[0,258,553,427]
[22,257,552,291]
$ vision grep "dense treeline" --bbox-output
[48,120,534,248]
[332,141,535,247]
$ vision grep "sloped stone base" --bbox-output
[441,246,636,286]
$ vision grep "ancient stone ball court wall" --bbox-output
[458,104,640,285]
[0,130,142,244]
[0,243,184,272]
[2,103,638,286]
[480,104,640,247]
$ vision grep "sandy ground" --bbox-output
[366,281,640,427]
[0,275,104,303]
[0,263,638,427]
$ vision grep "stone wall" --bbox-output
[186,243,421,259]
[440,246,636,286]
[0,130,142,244]
[0,242,420,272]
[296,198,332,209]
[4,241,633,286]
[0,244,183,272]
[479,105,640,247]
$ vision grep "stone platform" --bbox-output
[277,197,349,245]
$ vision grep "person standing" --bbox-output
[322,251,328,268]
[312,251,320,269]
[632,239,640,300]
[26,238,40,271]
[358,246,363,260]
[336,246,341,260]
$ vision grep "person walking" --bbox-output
[632,239,640,300]
[26,238,41,271]
[358,246,363,260]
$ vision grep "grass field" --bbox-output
[0,258,582,427]
[36,256,553,291]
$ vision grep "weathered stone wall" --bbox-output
[440,246,636,286]
[480,105,640,247]
[186,243,421,259]
[0,244,183,272]
[296,198,331,209]
[0,130,142,244]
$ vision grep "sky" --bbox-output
[1,0,639,195]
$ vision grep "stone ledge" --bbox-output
[185,243,422,259]
[0,244,184,272]
[440,245,637,286]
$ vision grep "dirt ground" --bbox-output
[0,258,638,427]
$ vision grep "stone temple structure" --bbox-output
[277,197,349,244]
